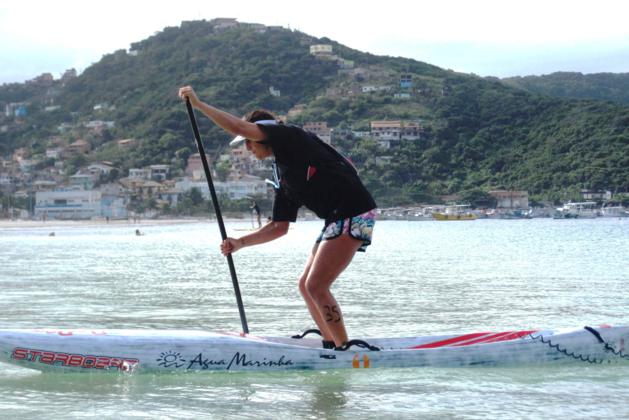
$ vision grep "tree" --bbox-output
[106,168,120,183]
[65,154,88,175]
[216,160,231,182]
[188,188,204,206]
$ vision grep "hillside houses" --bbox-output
[87,162,116,177]
[67,139,91,155]
[370,120,422,148]
[303,122,332,144]
[3,115,427,220]
[185,153,213,180]
[228,146,268,176]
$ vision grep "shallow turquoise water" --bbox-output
[1,219,628,419]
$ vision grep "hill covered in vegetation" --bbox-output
[501,72,629,105]
[1,19,627,205]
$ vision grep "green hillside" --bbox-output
[502,72,629,105]
[1,20,628,205]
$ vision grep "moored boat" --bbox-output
[600,204,629,218]
[553,202,599,219]
[432,205,477,221]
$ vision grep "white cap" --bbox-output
[229,120,278,147]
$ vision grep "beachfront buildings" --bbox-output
[32,172,270,220]
[34,188,103,220]
[175,175,267,201]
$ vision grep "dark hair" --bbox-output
[244,109,281,147]
[244,109,282,124]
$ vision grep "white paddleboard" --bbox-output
[1,326,627,373]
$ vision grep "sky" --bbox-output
[1,0,628,84]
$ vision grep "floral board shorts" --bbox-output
[316,209,377,252]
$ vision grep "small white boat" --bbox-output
[554,202,599,219]
[1,326,627,373]
[600,205,629,218]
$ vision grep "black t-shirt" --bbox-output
[258,123,376,224]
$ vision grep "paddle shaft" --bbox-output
[184,99,249,334]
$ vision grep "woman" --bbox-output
[179,86,377,350]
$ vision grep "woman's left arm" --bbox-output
[220,221,290,255]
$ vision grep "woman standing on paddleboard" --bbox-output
[179,86,377,350]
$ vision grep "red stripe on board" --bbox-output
[410,330,539,349]
[410,332,492,349]
[479,330,537,344]
[451,331,516,346]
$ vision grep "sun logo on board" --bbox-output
[156,350,186,368]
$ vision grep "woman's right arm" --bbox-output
[178,85,266,142]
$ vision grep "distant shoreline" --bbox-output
[0,217,219,229]
[0,215,313,229]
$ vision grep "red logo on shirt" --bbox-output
[306,166,317,181]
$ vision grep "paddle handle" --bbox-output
[184,98,249,334]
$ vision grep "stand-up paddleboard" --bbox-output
[1,326,627,373]
[6,104,625,375]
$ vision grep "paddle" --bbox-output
[184,98,250,334]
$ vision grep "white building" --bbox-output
[394,92,411,100]
[87,162,115,177]
[129,168,151,180]
[175,178,211,199]
[310,44,333,55]
[362,85,390,93]
[35,188,102,220]
[211,18,239,31]
[99,182,128,219]
[175,176,268,200]
[100,196,128,219]
[489,190,529,209]
[371,120,402,141]
[220,175,268,199]
[351,130,371,139]
[149,164,170,181]
[46,148,62,159]
[33,180,58,191]
[370,120,422,148]
[84,120,115,129]
[69,173,94,190]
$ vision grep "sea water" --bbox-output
[0,218,628,419]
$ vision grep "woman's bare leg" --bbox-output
[298,243,334,341]
[303,234,362,347]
